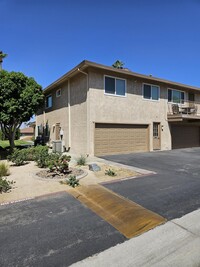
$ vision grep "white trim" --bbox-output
[56,88,61,97]
[104,75,127,97]
[167,88,185,104]
[142,83,160,101]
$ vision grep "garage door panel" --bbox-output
[171,125,200,149]
[94,123,149,156]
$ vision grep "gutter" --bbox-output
[67,79,71,151]
[43,60,200,95]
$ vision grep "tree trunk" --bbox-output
[8,134,15,153]
[0,122,19,153]
[8,127,16,153]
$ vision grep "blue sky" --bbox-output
[1,0,200,88]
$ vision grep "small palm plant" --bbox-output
[112,60,124,69]
[0,51,7,70]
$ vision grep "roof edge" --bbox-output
[44,60,200,92]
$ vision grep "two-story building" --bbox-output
[36,60,200,156]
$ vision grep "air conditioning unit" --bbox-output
[52,141,62,153]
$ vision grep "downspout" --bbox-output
[77,68,90,155]
[67,79,71,151]
[43,110,46,126]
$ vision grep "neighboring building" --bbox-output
[36,60,200,156]
[20,127,34,141]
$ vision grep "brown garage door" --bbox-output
[94,123,149,156]
[171,125,200,149]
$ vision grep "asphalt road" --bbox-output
[0,192,126,267]
[1,148,200,267]
[102,147,200,220]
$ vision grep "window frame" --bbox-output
[153,122,159,138]
[104,75,127,97]
[168,88,185,104]
[56,89,61,97]
[45,94,52,109]
[142,83,160,101]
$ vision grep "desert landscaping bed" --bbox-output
[0,159,141,205]
[37,167,85,180]
[92,163,140,183]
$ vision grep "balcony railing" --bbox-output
[167,100,200,121]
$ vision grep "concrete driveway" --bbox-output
[102,147,200,220]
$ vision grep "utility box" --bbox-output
[52,141,62,153]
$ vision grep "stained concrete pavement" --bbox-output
[71,209,200,267]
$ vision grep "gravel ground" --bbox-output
[0,160,141,205]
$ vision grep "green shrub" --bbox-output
[46,152,61,170]
[57,154,71,173]
[7,148,27,166]
[33,146,49,168]
[105,168,117,176]
[0,162,10,176]
[48,154,71,173]
[0,177,15,193]
[7,146,40,165]
[62,175,79,188]
[76,155,87,166]
[21,146,36,161]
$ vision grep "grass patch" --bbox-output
[0,140,30,149]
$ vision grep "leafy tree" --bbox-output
[112,60,124,69]
[0,70,44,151]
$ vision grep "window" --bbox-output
[56,89,61,97]
[143,84,159,100]
[168,89,184,104]
[188,93,195,102]
[105,76,126,96]
[45,95,52,108]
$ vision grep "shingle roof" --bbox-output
[20,127,34,134]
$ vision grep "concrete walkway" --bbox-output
[71,209,200,267]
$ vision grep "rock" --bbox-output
[88,163,101,172]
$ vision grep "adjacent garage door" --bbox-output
[171,125,200,149]
[94,123,149,156]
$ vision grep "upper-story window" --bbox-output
[56,89,61,97]
[105,76,126,96]
[168,89,184,104]
[143,84,160,100]
[45,95,52,108]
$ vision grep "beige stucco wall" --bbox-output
[36,82,69,149]
[88,69,172,155]
[69,73,88,154]
[36,73,88,155]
